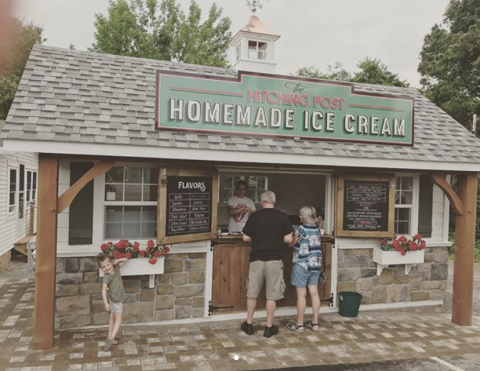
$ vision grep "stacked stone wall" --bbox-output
[55,253,206,329]
[337,246,448,305]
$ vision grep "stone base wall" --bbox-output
[55,253,206,329]
[337,246,448,305]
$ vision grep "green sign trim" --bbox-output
[156,71,415,146]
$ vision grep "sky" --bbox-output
[13,0,452,87]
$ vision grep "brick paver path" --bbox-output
[1,279,480,371]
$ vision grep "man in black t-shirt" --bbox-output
[241,190,294,338]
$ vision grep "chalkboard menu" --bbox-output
[166,176,213,237]
[343,180,390,232]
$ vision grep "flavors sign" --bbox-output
[156,71,415,145]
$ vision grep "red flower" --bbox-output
[400,249,407,256]
[164,246,170,253]
[414,234,422,241]
[148,258,157,265]
[392,240,400,247]
[100,243,108,252]
[147,240,155,249]
[139,250,146,257]
[399,236,407,243]
[113,250,122,259]
[379,239,387,245]
[393,234,397,239]
[419,240,426,249]
[125,252,132,259]
[153,251,161,258]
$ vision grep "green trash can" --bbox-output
[338,292,362,317]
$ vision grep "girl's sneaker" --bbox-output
[286,323,304,332]
[305,321,319,331]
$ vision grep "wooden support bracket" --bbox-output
[429,174,464,215]
[57,160,114,214]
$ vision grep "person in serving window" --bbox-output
[227,180,256,234]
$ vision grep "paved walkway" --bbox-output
[1,279,480,371]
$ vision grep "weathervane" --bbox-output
[246,0,268,13]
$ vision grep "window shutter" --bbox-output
[418,175,433,238]
[69,162,94,245]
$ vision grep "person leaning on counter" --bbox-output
[227,180,256,234]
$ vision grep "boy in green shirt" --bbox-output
[96,254,128,351]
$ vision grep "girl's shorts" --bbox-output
[291,264,320,288]
[109,301,123,313]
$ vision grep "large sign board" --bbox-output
[156,70,415,146]
[158,169,218,244]
[336,174,395,238]
[166,176,212,237]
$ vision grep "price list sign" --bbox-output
[343,180,389,232]
[166,176,213,237]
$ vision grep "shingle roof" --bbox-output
[2,44,480,168]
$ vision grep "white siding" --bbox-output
[430,184,448,242]
[0,152,38,257]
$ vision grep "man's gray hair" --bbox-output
[260,190,276,204]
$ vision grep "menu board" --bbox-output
[342,180,389,232]
[166,176,212,237]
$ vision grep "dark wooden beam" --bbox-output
[452,173,477,326]
[429,174,464,215]
[57,160,114,213]
[33,156,59,349]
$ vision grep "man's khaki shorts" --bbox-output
[246,260,286,301]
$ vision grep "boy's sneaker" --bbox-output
[241,321,254,335]
[112,339,119,345]
[305,321,320,331]
[104,337,112,352]
[263,325,279,338]
[286,323,304,332]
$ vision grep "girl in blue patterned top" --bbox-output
[287,206,322,332]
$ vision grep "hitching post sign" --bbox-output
[156,71,415,145]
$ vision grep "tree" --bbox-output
[90,0,232,67]
[295,58,409,87]
[418,0,480,130]
[0,18,44,120]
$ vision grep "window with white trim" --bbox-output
[26,170,38,207]
[235,44,241,62]
[394,176,413,234]
[104,166,158,239]
[19,164,25,219]
[248,40,267,60]
[8,168,17,214]
[220,173,268,203]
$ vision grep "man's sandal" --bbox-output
[286,323,304,332]
[305,321,319,330]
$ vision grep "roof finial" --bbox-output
[246,0,268,14]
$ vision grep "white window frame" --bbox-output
[7,167,17,216]
[25,169,38,209]
[235,43,241,62]
[103,165,158,241]
[394,174,419,236]
[248,40,267,60]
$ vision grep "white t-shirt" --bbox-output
[227,196,256,233]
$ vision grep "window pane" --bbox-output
[33,172,37,189]
[125,185,142,201]
[19,193,24,219]
[141,222,156,238]
[396,221,409,234]
[106,167,124,183]
[27,171,32,190]
[402,177,413,190]
[125,167,142,184]
[395,191,400,204]
[142,206,157,223]
[401,191,413,204]
[123,223,141,238]
[105,223,122,239]
[9,192,15,206]
[256,176,266,189]
[19,165,25,191]
[396,208,410,221]
[106,206,123,222]
[105,184,123,201]
[143,168,159,184]
[124,206,141,222]
[143,185,158,201]
[32,190,36,200]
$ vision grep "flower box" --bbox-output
[373,247,424,276]
[99,257,165,277]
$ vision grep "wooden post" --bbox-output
[33,156,59,349]
[452,173,477,326]
[29,202,35,235]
